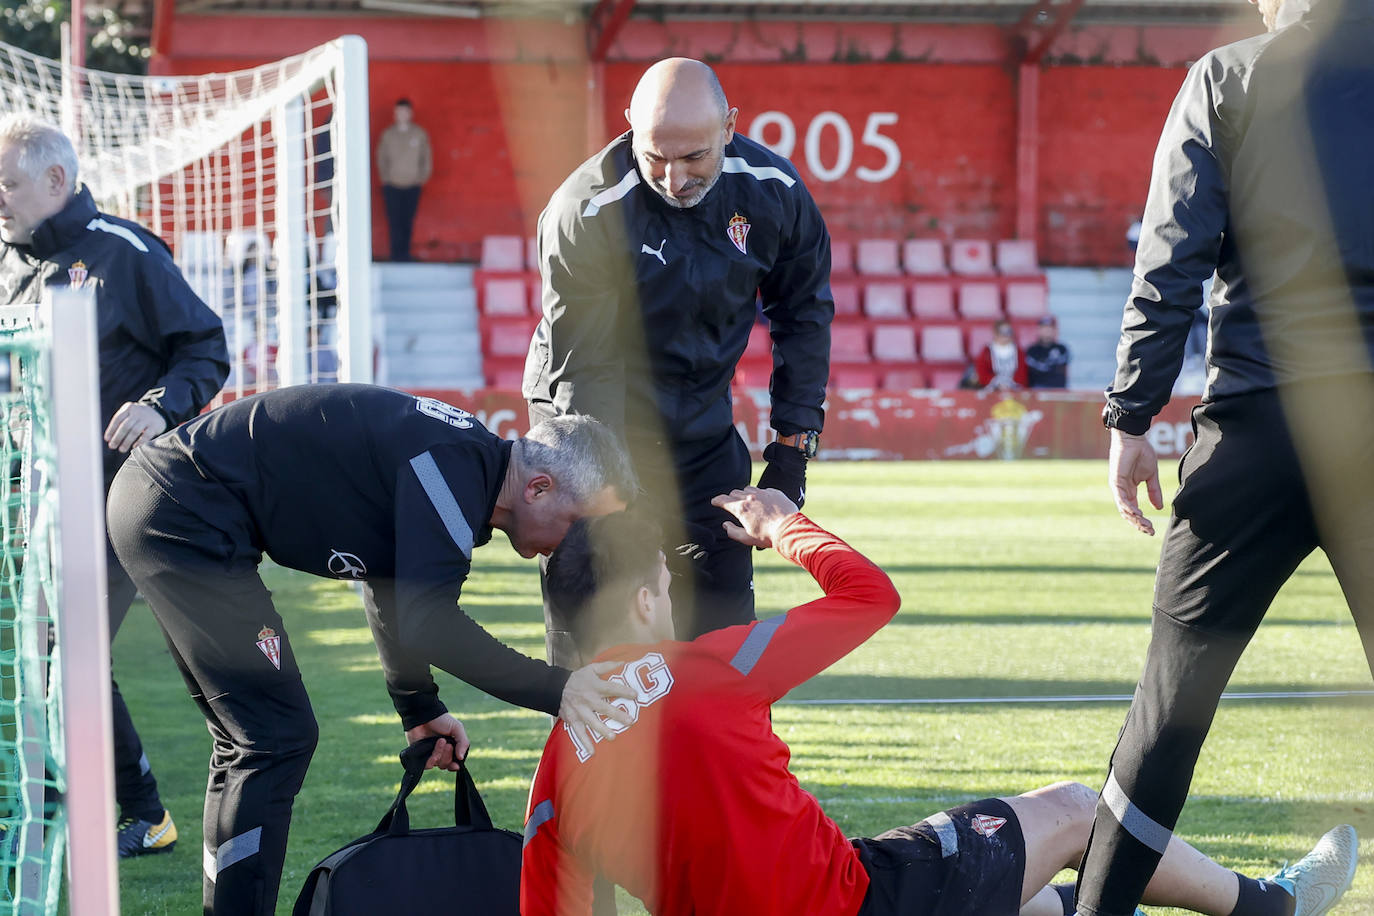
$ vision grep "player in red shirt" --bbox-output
[522,488,1358,916]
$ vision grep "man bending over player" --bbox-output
[521,488,1358,916]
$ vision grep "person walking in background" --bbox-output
[974,319,1028,391]
[376,98,431,262]
[0,113,230,858]
[1026,316,1071,388]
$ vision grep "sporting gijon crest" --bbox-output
[727,213,750,255]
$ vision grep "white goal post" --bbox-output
[0,34,374,397]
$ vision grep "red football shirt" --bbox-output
[521,514,902,916]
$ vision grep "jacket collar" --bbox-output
[25,186,99,260]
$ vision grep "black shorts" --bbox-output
[852,798,1026,916]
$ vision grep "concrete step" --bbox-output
[385,327,479,357]
[377,305,473,336]
[377,287,476,315]
[375,262,474,292]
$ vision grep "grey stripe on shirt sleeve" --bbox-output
[409,450,475,558]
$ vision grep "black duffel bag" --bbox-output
[293,738,521,915]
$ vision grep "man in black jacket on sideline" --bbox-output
[0,114,229,858]
[107,384,640,916]
[1083,1,1373,914]
[525,57,834,658]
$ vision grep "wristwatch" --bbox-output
[776,430,820,459]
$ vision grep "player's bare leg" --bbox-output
[1009,781,1238,915]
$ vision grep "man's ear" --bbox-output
[44,164,66,197]
[723,107,739,144]
[524,472,554,503]
[633,585,655,624]
[624,107,633,126]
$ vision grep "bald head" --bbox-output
[625,58,738,209]
[627,58,729,130]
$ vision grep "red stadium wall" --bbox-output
[159,14,1257,266]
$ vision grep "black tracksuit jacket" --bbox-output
[0,187,229,484]
[1104,0,1374,434]
[523,131,833,443]
[130,384,570,727]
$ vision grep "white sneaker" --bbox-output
[1268,825,1359,916]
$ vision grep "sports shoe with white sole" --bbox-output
[1268,824,1359,916]
[116,809,177,858]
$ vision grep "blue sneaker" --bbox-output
[1268,825,1358,916]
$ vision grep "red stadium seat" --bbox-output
[1016,323,1041,348]
[831,324,870,362]
[958,282,1003,320]
[830,239,855,276]
[863,283,908,320]
[928,367,967,390]
[996,239,1040,275]
[856,239,901,276]
[1005,282,1049,319]
[883,368,928,390]
[966,324,995,357]
[832,368,879,388]
[485,319,536,357]
[480,235,524,271]
[872,324,917,362]
[482,277,528,317]
[911,282,957,319]
[919,326,966,362]
[902,239,948,276]
[950,240,994,275]
[831,281,861,318]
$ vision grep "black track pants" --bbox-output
[109,461,318,916]
[1076,380,1374,916]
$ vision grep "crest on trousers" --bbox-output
[971,814,1006,838]
[67,260,88,288]
[726,212,750,255]
[256,626,282,670]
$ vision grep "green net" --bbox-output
[0,323,67,915]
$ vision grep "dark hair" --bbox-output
[395,98,413,109]
[545,512,663,650]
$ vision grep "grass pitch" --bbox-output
[106,461,1373,915]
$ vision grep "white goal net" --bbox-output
[0,35,373,397]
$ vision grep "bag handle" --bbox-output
[375,736,496,837]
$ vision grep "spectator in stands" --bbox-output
[306,324,338,382]
[1026,316,1071,388]
[974,319,1028,391]
[0,114,229,860]
[376,98,431,262]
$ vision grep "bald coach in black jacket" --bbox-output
[525,58,834,658]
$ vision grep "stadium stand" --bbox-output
[471,235,1060,390]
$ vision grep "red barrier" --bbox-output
[407,388,1204,461]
